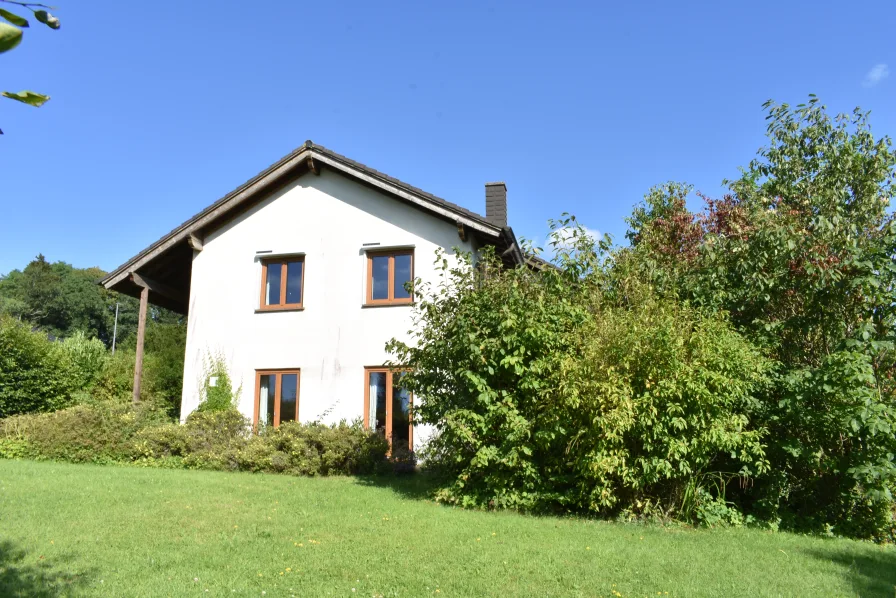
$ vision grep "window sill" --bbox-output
[255,306,304,313]
[362,302,415,309]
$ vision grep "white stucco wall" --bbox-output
[180,169,477,451]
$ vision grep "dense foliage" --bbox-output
[0,400,169,463]
[0,403,389,476]
[0,316,75,417]
[390,241,770,524]
[391,98,896,540]
[196,351,241,413]
[624,97,896,539]
[2,254,144,346]
[0,256,187,417]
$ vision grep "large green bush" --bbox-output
[0,316,75,417]
[389,100,895,541]
[90,349,136,403]
[0,314,183,418]
[88,326,186,417]
[624,98,896,540]
[389,241,770,520]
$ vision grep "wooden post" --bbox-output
[132,285,149,404]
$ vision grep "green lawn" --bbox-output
[0,460,893,597]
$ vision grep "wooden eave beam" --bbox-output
[457,221,466,242]
[188,233,203,251]
[130,272,188,306]
[307,156,320,175]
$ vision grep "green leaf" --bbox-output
[33,10,60,30]
[0,22,22,53]
[0,9,28,27]
[2,90,50,107]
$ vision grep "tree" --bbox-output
[0,0,60,133]
[0,254,183,347]
[388,233,770,521]
[625,96,896,539]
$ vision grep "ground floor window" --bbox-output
[364,368,412,452]
[254,369,300,428]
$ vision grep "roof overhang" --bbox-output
[100,142,524,314]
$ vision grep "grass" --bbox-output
[0,461,894,597]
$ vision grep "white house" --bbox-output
[101,142,524,452]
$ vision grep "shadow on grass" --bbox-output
[805,544,896,598]
[352,471,440,502]
[0,540,93,598]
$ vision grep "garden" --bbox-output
[1,459,894,597]
[1,97,895,595]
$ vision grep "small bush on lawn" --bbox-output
[0,401,390,476]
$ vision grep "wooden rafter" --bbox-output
[130,272,188,305]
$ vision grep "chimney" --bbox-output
[485,182,507,227]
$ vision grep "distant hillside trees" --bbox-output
[0,256,187,418]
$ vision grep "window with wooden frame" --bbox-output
[366,249,413,305]
[259,257,304,310]
[254,369,300,428]
[364,368,412,452]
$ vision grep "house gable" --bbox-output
[179,168,485,423]
[100,141,523,313]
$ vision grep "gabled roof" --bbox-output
[100,141,524,313]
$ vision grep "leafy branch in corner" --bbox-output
[0,0,60,134]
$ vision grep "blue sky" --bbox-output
[1,0,894,275]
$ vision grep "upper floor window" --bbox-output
[260,257,304,310]
[366,249,413,305]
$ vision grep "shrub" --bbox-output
[0,400,169,463]
[90,347,182,417]
[142,322,187,419]
[2,401,389,477]
[136,409,250,470]
[132,410,388,476]
[197,351,241,412]
[389,240,770,517]
[58,330,108,390]
[249,421,391,475]
[90,349,136,403]
[0,315,76,417]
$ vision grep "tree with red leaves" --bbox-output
[622,96,896,540]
